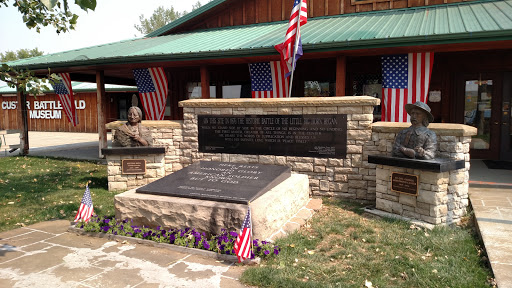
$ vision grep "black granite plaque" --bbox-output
[136,161,291,204]
[198,115,347,158]
[391,172,419,196]
[102,147,165,156]
[368,155,465,172]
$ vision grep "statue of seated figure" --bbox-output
[392,101,437,160]
[112,106,152,147]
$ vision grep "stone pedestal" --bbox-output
[369,156,469,225]
[114,174,310,240]
[103,147,166,191]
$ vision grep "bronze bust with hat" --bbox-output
[392,101,437,160]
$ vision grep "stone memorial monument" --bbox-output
[115,161,310,240]
[369,101,469,226]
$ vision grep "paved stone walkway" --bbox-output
[0,221,247,288]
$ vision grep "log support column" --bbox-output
[200,66,210,99]
[336,56,346,96]
[96,71,107,158]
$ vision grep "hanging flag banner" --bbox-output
[249,61,289,98]
[381,52,434,122]
[51,73,78,126]
[133,67,168,120]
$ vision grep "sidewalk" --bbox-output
[0,221,246,288]
[469,160,512,288]
[1,131,110,162]
[1,132,512,287]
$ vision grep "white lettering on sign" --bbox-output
[2,99,86,118]
[29,110,62,119]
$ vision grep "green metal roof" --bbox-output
[0,82,137,95]
[7,0,512,71]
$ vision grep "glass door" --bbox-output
[463,74,501,159]
[500,72,512,161]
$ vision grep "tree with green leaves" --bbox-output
[1,48,44,62]
[0,0,96,95]
[1,0,96,155]
[134,1,204,35]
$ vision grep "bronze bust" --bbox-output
[112,106,153,147]
[392,101,437,160]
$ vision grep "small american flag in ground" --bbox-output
[249,61,289,98]
[133,67,168,120]
[74,185,94,223]
[52,73,78,126]
[234,207,252,263]
[381,52,434,122]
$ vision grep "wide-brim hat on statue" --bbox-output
[405,101,434,123]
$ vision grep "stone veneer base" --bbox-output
[115,174,310,240]
[363,207,435,230]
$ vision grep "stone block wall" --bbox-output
[369,122,477,225]
[179,96,380,201]
[106,153,165,191]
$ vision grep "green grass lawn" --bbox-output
[241,200,494,288]
[0,156,116,232]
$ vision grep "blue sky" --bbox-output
[0,1,199,55]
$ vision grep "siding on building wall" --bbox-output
[0,92,100,133]
[178,0,467,33]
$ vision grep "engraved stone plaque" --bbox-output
[198,114,347,158]
[136,161,291,204]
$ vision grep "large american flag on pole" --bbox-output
[52,73,78,126]
[234,207,252,263]
[73,185,94,223]
[249,61,289,98]
[381,53,434,122]
[133,67,168,120]
[274,0,308,77]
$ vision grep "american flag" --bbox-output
[73,185,94,223]
[52,73,78,126]
[274,0,308,77]
[234,207,252,263]
[133,67,168,120]
[381,52,434,122]
[249,61,289,98]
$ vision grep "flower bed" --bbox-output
[74,215,280,261]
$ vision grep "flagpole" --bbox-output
[288,1,303,98]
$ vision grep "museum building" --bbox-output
[2,0,512,160]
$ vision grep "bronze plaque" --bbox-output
[122,159,146,174]
[391,172,418,196]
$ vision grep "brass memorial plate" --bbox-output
[391,172,418,196]
[122,159,146,175]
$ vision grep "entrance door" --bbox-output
[463,73,502,160]
[500,72,512,161]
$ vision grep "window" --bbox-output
[304,81,335,97]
